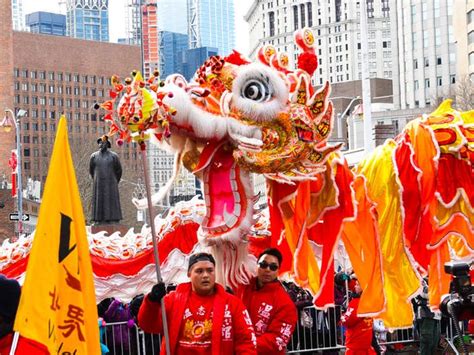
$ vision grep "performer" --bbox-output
[340,277,376,355]
[89,135,122,224]
[236,248,298,354]
[138,252,257,354]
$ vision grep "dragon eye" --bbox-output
[241,79,272,102]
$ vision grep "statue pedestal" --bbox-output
[90,223,129,236]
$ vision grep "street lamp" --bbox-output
[1,108,27,237]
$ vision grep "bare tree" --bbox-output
[454,75,474,111]
[70,136,143,230]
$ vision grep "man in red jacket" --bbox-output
[236,248,298,354]
[138,252,257,354]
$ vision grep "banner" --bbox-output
[14,116,100,353]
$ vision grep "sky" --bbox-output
[21,0,253,55]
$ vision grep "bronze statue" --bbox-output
[89,135,122,224]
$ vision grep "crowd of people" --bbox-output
[0,248,471,354]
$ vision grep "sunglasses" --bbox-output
[258,261,279,271]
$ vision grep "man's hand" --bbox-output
[148,282,166,303]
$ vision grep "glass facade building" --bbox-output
[66,0,109,42]
[26,12,66,36]
[158,0,187,34]
[182,46,218,80]
[159,31,188,79]
[188,0,235,55]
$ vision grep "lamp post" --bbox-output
[1,108,27,237]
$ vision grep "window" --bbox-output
[469,31,474,45]
[470,53,474,66]
[437,76,442,86]
[437,57,442,65]
[269,11,275,36]
[469,10,474,24]
[425,79,430,88]
[300,4,305,27]
[293,6,298,30]
[414,59,418,69]
[424,58,429,67]
[414,80,419,90]
[307,2,313,26]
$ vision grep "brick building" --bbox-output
[0,0,143,231]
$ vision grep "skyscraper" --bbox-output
[141,1,159,78]
[391,0,456,109]
[188,0,236,55]
[159,31,188,79]
[158,0,187,34]
[66,0,109,42]
[26,12,67,36]
[245,1,392,86]
[11,0,25,31]
[453,0,474,82]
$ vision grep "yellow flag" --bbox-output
[14,116,100,354]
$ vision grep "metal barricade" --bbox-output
[137,329,161,355]
[101,321,142,355]
[287,306,345,353]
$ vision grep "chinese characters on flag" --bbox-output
[14,116,100,354]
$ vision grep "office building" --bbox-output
[26,12,67,36]
[158,0,187,34]
[159,31,188,79]
[245,0,392,86]
[0,0,142,230]
[188,0,236,55]
[454,0,474,81]
[182,46,218,80]
[66,0,109,42]
[391,0,456,109]
[11,0,25,31]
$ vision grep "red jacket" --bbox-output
[341,297,376,355]
[138,282,257,354]
[237,278,298,355]
[0,333,49,355]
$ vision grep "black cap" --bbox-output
[188,252,216,272]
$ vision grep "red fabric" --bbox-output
[1,222,199,279]
[309,163,355,308]
[437,155,474,207]
[1,255,29,279]
[267,181,299,273]
[138,282,257,354]
[0,333,49,355]
[341,298,376,354]
[236,278,298,355]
